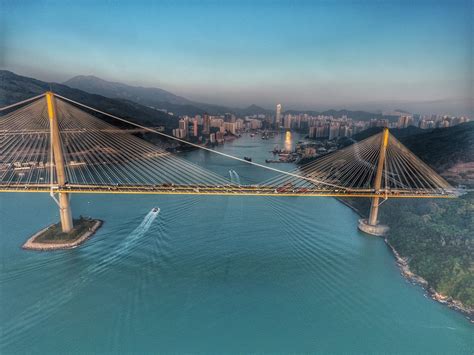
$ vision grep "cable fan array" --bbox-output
[0,93,453,197]
[1,96,231,188]
[261,132,452,195]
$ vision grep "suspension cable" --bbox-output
[0,93,46,112]
[54,93,344,189]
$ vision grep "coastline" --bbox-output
[338,198,474,323]
[384,238,473,323]
[22,219,103,251]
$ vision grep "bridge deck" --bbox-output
[0,184,455,198]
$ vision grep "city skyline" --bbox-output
[1,0,472,114]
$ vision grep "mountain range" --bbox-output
[63,74,400,120]
[64,75,270,117]
[2,70,422,122]
[0,70,177,129]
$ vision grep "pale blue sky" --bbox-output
[1,0,472,111]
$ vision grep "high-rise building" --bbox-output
[224,113,236,122]
[329,124,340,140]
[193,118,198,137]
[235,119,244,130]
[172,128,187,139]
[178,117,189,137]
[397,115,412,129]
[275,104,282,127]
[211,118,224,128]
[224,122,237,135]
[284,114,292,129]
[203,114,211,134]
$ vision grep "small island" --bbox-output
[22,217,103,251]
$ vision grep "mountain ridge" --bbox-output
[64,74,400,120]
[65,75,248,116]
[0,70,178,129]
[64,75,193,106]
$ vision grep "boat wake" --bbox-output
[229,170,241,185]
[1,208,160,349]
[87,208,160,275]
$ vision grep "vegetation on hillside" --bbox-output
[353,122,474,174]
[382,194,474,307]
[347,193,474,308]
[401,122,474,173]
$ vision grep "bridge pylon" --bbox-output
[368,127,389,226]
[357,127,390,236]
[46,92,73,233]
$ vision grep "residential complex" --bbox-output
[172,105,470,144]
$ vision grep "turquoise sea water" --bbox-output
[1,133,473,353]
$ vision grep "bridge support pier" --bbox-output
[368,196,380,226]
[58,192,73,233]
[46,92,73,233]
[358,127,390,236]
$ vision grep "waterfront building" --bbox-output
[235,118,244,130]
[215,131,224,144]
[224,122,237,135]
[172,128,187,139]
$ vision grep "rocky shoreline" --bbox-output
[385,239,473,323]
[338,198,474,323]
[22,220,103,251]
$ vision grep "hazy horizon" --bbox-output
[1,0,472,114]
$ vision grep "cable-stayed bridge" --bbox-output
[0,92,455,235]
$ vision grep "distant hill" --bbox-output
[0,70,178,129]
[65,75,269,116]
[394,109,411,114]
[237,104,270,116]
[64,75,192,106]
[65,75,402,120]
[401,122,474,173]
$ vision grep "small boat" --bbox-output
[244,157,252,162]
[151,207,159,213]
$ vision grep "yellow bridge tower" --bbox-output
[46,92,73,233]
